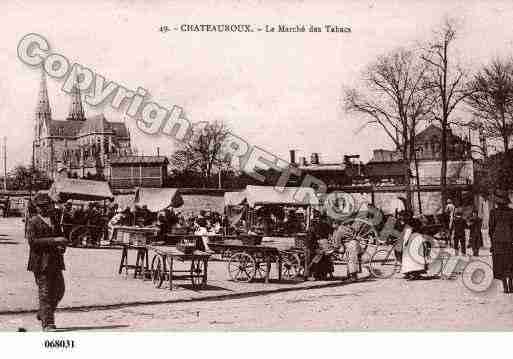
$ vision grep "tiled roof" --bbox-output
[109,156,169,165]
[78,114,114,136]
[415,124,463,143]
[111,122,130,138]
[46,116,129,139]
[298,163,346,171]
[48,120,83,137]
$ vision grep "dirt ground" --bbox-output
[2,271,513,331]
[1,217,512,331]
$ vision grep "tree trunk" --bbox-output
[440,123,448,210]
[403,143,412,212]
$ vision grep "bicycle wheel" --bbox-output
[369,248,397,279]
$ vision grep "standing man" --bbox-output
[445,199,456,246]
[468,210,483,257]
[26,193,68,331]
[452,209,467,256]
[60,200,74,242]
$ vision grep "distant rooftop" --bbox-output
[109,156,169,165]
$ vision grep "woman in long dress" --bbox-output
[489,189,513,293]
[400,221,428,280]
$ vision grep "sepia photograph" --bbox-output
[1,0,513,355]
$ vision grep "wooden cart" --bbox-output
[209,242,303,283]
[148,245,211,290]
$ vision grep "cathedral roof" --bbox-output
[48,120,84,138]
[78,114,114,136]
[47,116,129,139]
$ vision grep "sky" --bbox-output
[1,0,513,171]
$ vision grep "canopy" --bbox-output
[134,187,183,212]
[244,185,319,207]
[49,178,114,202]
[224,191,247,207]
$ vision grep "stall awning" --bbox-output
[244,185,319,207]
[49,178,114,202]
[134,188,183,212]
[224,191,247,207]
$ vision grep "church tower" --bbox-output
[66,76,86,121]
[35,70,52,143]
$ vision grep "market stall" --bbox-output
[134,187,184,211]
[213,185,320,282]
[113,187,186,279]
[48,178,114,246]
[48,178,114,203]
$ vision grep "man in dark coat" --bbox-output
[452,209,467,256]
[489,189,513,293]
[60,200,74,242]
[26,193,68,331]
[468,210,483,257]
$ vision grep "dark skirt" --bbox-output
[310,252,334,280]
[492,242,513,279]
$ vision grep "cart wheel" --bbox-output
[342,218,380,245]
[281,253,302,280]
[369,248,397,279]
[190,259,207,288]
[228,252,256,282]
[151,255,164,288]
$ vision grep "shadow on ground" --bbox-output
[178,284,234,292]
[56,324,129,331]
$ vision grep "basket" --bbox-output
[177,237,200,254]
[294,234,308,249]
[123,231,149,246]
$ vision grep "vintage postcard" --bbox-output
[1,0,513,355]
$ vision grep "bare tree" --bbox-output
[422,17,468,209]
[170,121,230,187]
[345,48,432,211]
[465,57,513,152]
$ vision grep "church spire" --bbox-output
[67,75,86,121]
[35,70,52,123]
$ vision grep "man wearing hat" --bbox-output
[452,208,468,256]
[489,189,513,293]
[26,193,68,331]
[60,200,74,243]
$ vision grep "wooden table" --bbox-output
[147,245,211,290]
[118,244,150,279]
[113,226,158,279]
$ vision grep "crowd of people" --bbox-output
[20,186,513,332]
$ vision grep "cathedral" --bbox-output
[33,72,132,179]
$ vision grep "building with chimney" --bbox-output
[367,124,473,186]
[33,72,131,179]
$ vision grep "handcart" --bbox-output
[209,239,303,283]
[148,244,211,290]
